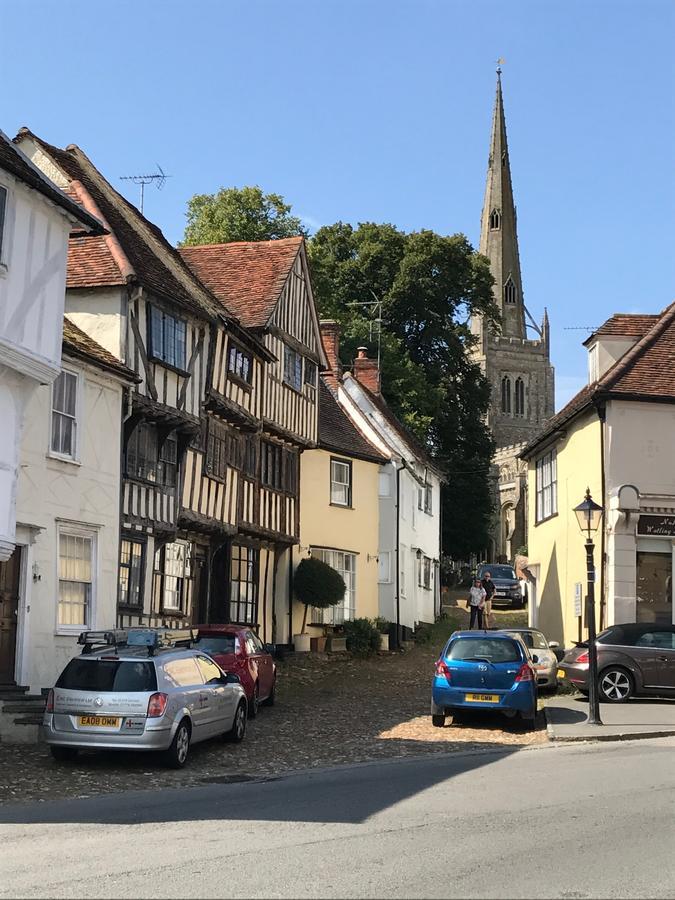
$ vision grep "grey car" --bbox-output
[558,622,675,702]
[43,628,248,767]
[477,564,523,609]
[500,628,560,690]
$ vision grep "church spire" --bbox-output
[479,68,526,339]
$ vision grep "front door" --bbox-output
[0,549,21,683]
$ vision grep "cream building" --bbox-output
[522,303,675,647]
[291,379,385,646]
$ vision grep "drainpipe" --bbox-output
[595,401,608,631]
[287,546,294,646]
[394,460,406,649]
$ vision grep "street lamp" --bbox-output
[573,487,604,726]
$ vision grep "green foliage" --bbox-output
[515,545,529,558]
[294,557,345,609]
[373,616,390,635]
[343,618,382,656]
[308,222,500,557]
[181,186,307,246]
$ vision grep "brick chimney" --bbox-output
[320,320,341,390]
[353,346,381,394]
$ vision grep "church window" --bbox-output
[514,377,525,417]
[489,208,501,230]
[504,277,517,305]
[501,376,511,415]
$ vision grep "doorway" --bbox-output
[0,549,22,683]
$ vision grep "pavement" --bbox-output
[545,693,675,741]
[0,737,674,898]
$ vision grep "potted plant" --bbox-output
[327,623,347,653]
[374,617,391,652]
[293,557,345,653]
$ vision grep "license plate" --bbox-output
[557,669,566,679]
[78,715,121,728]
[465,693,499,703]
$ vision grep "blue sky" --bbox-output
[3,0,673,409]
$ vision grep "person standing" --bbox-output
[481,571,496,629]
[468,579,486,629]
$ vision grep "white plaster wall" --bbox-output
[589,336,640,382]
[15,356,124,690]
[606,400,675,497]
[377,462,397,624]
[65,288,127,361]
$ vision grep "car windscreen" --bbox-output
[507,631,548,650]
[447,638,522,663]
[56,658,157,692]
[194,636,236,654]
[482,565,517,580]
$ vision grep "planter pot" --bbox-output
[327,636,347,653]
[310,636,327,653]
[293,633,311,653]
[379,633,390,652]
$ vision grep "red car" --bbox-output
[194,625,276,718]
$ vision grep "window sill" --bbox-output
[330,502,354,510]
[282,380,303,395]
[227,373,253,391]
[147,355,191,378]
[55,628,86,637]
[535,512,559,526]
[47,452,81,467]
[160,608,188,618]
[124,474,176,491]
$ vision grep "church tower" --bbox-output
[471,68,554,450]
[471,69,555,562]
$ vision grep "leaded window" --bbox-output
[148,305,187,370]
[229,544,258,625]
[118,539,144,608]
[227,343,252,383]
[283,345,302,391]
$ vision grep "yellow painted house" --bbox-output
[291,379,387,645]
[522,304,675,648]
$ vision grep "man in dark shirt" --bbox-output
[481,571,496,628]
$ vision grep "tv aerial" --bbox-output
[120,165,170,214]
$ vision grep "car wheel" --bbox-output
[599,667,634,703]
[263,676,276,707]
[50,745,78,762]
[164,719,191,769]
[431,714,446,727]
[225,701,247,743]
[248,683,259,719]
[519,709,537,731]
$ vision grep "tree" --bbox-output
[181,186,307,246]
[308,222,500,558]
[294,557,346,633]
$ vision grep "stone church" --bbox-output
[470,70,555,562]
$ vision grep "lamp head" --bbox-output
[573,487,603,537]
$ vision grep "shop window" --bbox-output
[636,551,672,625]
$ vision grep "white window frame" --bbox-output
[535,449,558,523]
[310,548,356,625]
[400,547,407,596]
[49,366,83,463]
[55,522,98,635]
[330,457,352,507]
[0,181,9,272]
[378,551,391,584]
[424,484,433,515]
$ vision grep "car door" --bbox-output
[627,630,667,688]
[247,630,273,698]
[196,654,235,735]
[647,630,675,689]
[162,656,209,739]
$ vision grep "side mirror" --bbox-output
[548,641,560,649]
[225,672,241,685]
[531,654,539,664]
[264,643,276,655]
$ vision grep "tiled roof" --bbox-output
[318,379,387,464]
[62,317,137,381]
[179,238,303,328]
[522,302,675,458]
[67,234,125,288]
[0,130,103,234]
[14,129,222,320]
[582,313,658,345]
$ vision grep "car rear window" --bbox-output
[507,631,548,650]
[194,636,236,654]
[56,658,157,692]
[448,637,522,663]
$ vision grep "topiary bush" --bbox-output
[294,556,346,633]
[343,618,382,656]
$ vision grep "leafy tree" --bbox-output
[308,222,500,558]
[294,557,346,633]
[181,186,307,246]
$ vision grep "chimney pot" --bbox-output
[353,346,381,394]
[357,346,368,359]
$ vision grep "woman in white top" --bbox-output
[468,579,487,630]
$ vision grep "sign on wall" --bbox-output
[637,515,675,538]
[574,582,583,618]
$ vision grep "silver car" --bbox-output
[43,628,248,767]
[500,628,560,691]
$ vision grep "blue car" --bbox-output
[431,630,537,729]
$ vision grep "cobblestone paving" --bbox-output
[0,606,545,805]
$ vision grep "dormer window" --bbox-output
[504,277,517,305]
[501,376,511,414]
[489,208,501,230]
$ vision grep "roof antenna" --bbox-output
[120,164,170,214]
[348,291,384,372]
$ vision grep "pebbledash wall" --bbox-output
[14,354,126,691]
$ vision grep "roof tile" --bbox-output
[318,380,387,464]
[62,317,136,381]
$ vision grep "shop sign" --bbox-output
[637,515,675,537]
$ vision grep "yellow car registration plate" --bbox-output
[557,669,566,680]
[78,715,121,728]
[465,693,499,703]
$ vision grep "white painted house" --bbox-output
[321,324,444,636]
[0,132,101,684]
[13,319,136,691]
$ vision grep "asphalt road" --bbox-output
[0,738,674,899]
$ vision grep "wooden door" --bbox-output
[0,549,21,683]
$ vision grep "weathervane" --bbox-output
[120,165,170,214]
[497,57,505,75]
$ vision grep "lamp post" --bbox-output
[573,487,604,726]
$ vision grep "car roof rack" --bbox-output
[78,630,128,654]
[126,627,196,655]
